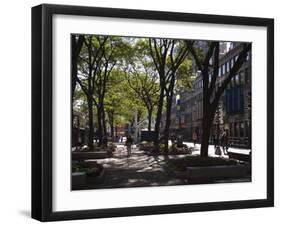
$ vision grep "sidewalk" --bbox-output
[77,142,251,189]
[83,145,189,189]
[181,141,251,157]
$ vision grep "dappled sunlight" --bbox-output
[71,36,252,190]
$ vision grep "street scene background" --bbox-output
[71,35,252,190]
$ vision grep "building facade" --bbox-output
[165,42,252,148]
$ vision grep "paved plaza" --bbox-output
[81,143,251,189]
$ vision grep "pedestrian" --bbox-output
[102,136,108,147]
[220,130,229,155]
[213,134,219,150]
[125,135,133,156]
[192,131,198,147]
[171,133,176,145]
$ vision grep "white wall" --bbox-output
[0,0,279,225]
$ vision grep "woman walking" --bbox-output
[125,135,133,157]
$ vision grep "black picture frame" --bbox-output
[32,3,274,222]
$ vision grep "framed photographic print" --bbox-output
[32,4,274,221]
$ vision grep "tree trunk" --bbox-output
[110,121,114,138]
[147,108,152,132]
[164,76,176,151]
[115,126,118,138]
[164,96,172,151]
[71,36,78,130]
[101,104,107,137]
[200,101,215,157]
[97,107,103,146]
[164,84,175,151]
[200,116,211,157]
[154,86,165,148]
[87,97,94,151]
[109,111,114,138]
[71,35,84,129]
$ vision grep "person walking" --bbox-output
[125,135,133,157]
[214,132,222,156]
[192,131,198,147]
[213,134,218,150]
[170,133,176,145]
[220,130,229,155]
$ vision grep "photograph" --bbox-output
[31,3,274,221]
[71,34,252,190]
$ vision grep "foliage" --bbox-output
[72,161,104,177]
[73,35,196,146]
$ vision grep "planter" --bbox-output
[163,165,189,179]
[72,172,87,189]
[146,151,191,156]
[72,151,110,160]
[186,164,250,182]
[86,168,106,184]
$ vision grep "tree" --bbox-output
[126,71,159,131]
[149,38,190,150]
[71,35,85,128]
[120,79,147,138]
[91,37,128,144]
[186,41,251,157]
[91,37,115,144]
[104,70,126,138]
[76,35,108,150]
[125,41,159,131]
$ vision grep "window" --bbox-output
[234,122,239,137]
[231,58,234,68]
[245,68,250,84]
[240,71,245,84]
[235,55,238,62]
[240,122,245,137]
[218,66,221,77]
[235,122,240,137]
[222,64,225,75]
[226,61,229,73]
[235,74,239,86]
[246,52,250,61]
[231,77,235,87]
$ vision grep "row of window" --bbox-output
[228,68,251,88]
[192,101,203,121]
[229,121,250,138]
[218,52,250,77]
[211,67,250,93]
[208,67,250,91]
[194,80,203,89]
